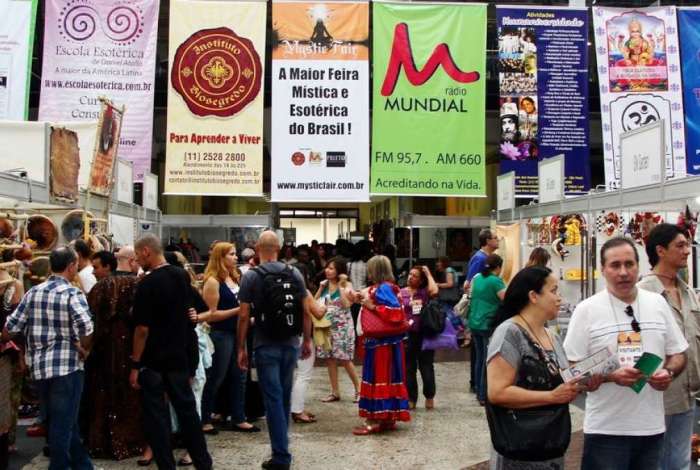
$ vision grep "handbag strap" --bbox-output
[511,323,562,380]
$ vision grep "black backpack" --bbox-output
[253,264,303,340]
[420,300,446,338]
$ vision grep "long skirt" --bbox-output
[358,335,410,422]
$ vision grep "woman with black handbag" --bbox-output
[485,267,582,469]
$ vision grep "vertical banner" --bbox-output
[371,2,486,197]
[165,0,266,196]
[679,9,700,175]
[593,6,686,189]
[496,6,590,196]
[271,1,369,202]
[0,0,37,120]
[39,0,159,182]
[89,99,124,196]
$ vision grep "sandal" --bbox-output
[353,391,360,403]
[292,412,317,424]
[380,421,397,431]
[321,393,340,403]
[352,424,382,436]
[177,457,193,467]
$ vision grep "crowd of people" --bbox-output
[0,223,697,469]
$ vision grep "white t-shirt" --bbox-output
[78,265,97,294]
[563,288,688,436]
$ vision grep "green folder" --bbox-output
[631,353,663,394]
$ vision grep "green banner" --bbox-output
[371,2,486,197]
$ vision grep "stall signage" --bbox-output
[620,119,665,189]
[497,172,515,211]
[538,154,565,203]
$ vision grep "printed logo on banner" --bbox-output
[58,0,145,45]
[326,151,346,167]
[381,23,480,96]
[291,151,305,166]
[309,152,322,165]
[171,27,262,117]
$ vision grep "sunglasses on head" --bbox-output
[625,305,640,333]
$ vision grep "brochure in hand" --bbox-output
[561,346,619,384]
[630,352,663,394]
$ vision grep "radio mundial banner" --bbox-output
[271,1,369,202]
[0,0,37,120]
[496,6,590,196]
[593,6,686,189]
[164,0,266,196]
[679,8,700,176]
[371,1,486,197]
[39,0,159,182]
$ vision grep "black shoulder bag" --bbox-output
[485,325,571,461]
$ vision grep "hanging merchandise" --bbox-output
[0,0,37,119]
[550,214,586,260]
[164,0,266,196]
[271,1,370,202]
[370,1,486,197]
[595,212,625,236]
[496,6,591,196]
[593,6,686,190]
[676,205,698,242]
[39,0,160,182]
[626,212,664,245]
[679,9,700,175]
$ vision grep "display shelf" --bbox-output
[161,214,272,229]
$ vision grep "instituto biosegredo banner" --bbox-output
[164,0,266,196]
[679,8,700,176]
[0,0,37,120]
[39,0,159,181]
[593,6,686,189]
[271,1,369,202]
[371,1,486,197]
[496,6,590,196]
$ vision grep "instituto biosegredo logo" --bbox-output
[171,26,262,117]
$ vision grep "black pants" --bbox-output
[139,368,212,470]
[405,332,436,403]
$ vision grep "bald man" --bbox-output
[237,231,312,470]
[115,246,139,276]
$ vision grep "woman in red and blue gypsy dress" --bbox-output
[352,255,411,435]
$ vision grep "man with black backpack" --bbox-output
[237,231,313,470]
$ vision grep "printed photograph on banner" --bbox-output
[497,7,590,196]
[272,1,369,60]
[604,12,668,92]
[89,101,123,196]
[370,2,487,197]
[593,6,685,190]
[38,0,159,182]
[164,0,266,196]
[271,1,369,202]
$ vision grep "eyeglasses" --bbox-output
[625,305,640,333]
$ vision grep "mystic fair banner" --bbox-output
[39,0,159,182]
[679,8,700,175]
[593,6,686,189]
[271,0,369,202]
[165,0,266,196]
[371,1,486,197]
[496,6,590,196]
[0,0,37,120]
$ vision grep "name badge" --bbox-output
[617,331,642,367]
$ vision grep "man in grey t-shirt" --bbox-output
[237,231,312,470]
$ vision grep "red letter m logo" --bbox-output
[381,23,480,97]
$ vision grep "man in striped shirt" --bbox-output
[4,246,94,470]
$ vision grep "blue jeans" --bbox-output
[582,433,664,470]
[201,330,247,425]
[662,403,695,470]
[256,344,299,465]
[472,332,489,403]
[38,370,93,470]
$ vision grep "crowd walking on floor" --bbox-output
[0,225,699,469]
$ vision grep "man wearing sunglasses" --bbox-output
[564,236,687,470]
[638,224,700,470]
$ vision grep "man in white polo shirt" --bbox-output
[563,236,688,470]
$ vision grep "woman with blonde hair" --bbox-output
[193,242,259,434]
[352,255,410,435]
[525,247,551,269]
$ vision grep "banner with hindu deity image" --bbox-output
[164,0,266,196]
[496,6,590,197]
[593,6,686,190]
[271,0,369,202]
